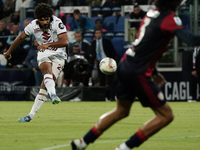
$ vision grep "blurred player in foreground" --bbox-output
[71,0,200,150]
[4,3,69,122]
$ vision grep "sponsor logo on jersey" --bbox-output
[59,22,64,29]
[174,17,182,26]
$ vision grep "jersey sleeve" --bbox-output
[54,19,67,35]
[24,22,34,36]
[160,14,183,33]
[173,28,200,46]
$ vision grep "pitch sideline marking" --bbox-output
[38,135,200,150]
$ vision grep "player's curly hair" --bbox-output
[154,0,182,12]
[34,3,53,19]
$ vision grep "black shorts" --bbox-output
[116,61,166,107]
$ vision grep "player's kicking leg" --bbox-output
[71,99,133,150]
[18,62,60,122]
[40,62,61,104]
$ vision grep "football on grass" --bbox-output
[99,57,117,75]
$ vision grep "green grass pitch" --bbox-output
[0,101,200,150]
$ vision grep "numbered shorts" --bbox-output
[37,52,65,79]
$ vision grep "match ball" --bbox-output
[99,57,117,75]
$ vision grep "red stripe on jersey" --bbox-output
[91,126,102,137]
[138,74,160,106]
[121,52,127,62]
[161,13,183,34]
[58,32,67,36]
[136,129,148,142]
[42,33,50,40]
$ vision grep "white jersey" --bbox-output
[24,15,67,59]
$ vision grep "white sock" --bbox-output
[44,74,56,96]
[80,138,87,148]
[118,143,131,150]
[29,89,47,119]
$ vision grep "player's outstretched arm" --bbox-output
[4,31,27,59]
[173,28,200,46]
[37,33,69,52]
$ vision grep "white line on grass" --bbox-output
[38,135,200,150]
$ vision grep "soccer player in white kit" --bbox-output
[4,3,69,122]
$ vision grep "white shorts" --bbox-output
[37,52,65,79]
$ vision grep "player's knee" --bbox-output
[117,108,130,119]
[39,65,52,75]
[41,69,52,75]
[162,112,174,125]
[166,112,174,123]
[122,111,129,118]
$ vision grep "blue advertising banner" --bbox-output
[0,69,35,100]
[0,68,193,101]
[0,69,35,86]
[161,71,191,101]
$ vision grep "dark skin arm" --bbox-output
[152,72,167,88]
[4,31,27,59]
[37,33,69,52]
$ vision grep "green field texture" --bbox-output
[0,101,200,150]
